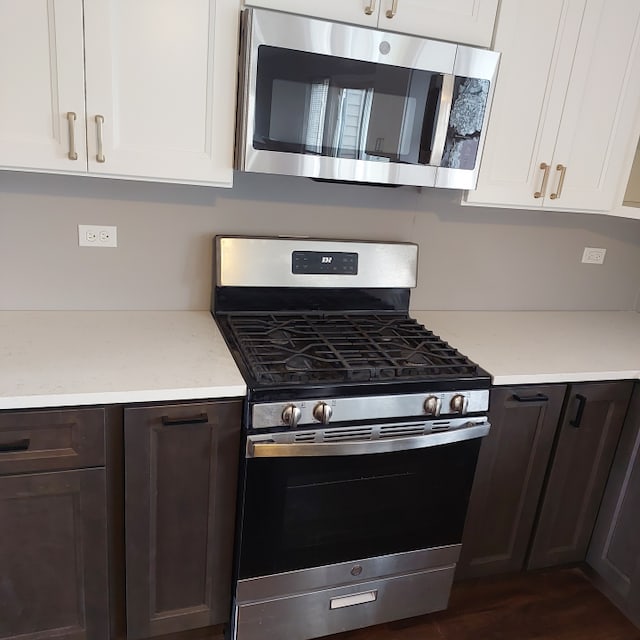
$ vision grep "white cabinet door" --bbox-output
[464,0,586,210]
[83,0,239,185]
[243,0,378,27]
[0,0,86,172]
[243,0,496,45]
[467,0,640,214]
[379,0,499,47]
[545,0,640,211]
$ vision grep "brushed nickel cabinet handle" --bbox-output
[385,0,398,18]
[534,162,550,198]
[364,0,377,15]
[95,114,105,163]
[66,112,78,160]
[550,164,567,199]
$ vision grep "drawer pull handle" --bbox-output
[512,393,549,403]
[0,438,31,453]
[330,590,378,609]
[570,394,587,428]
[161,413,209,426]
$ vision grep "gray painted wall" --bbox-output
[1,170,640,311]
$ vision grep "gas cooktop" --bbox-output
[218,312,486,388]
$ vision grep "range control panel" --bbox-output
[292,251,358,275]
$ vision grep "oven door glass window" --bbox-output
[253,46,445,166]
[238,438,481,579]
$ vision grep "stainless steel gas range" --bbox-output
[212,236,491,640]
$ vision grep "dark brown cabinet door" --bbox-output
[457,385,566,579]
[124,400,242,639]
[0,468,109,640]
[587,383,640,627]
[528,380,634,570]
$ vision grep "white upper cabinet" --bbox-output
[243,0,499,47]
[465,0,640,214]
[83,0,238,185]
[0,0,239,186]
[0,0,86,172]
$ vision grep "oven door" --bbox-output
[237,422,488,581]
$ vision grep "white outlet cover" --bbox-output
[581,247,606,264]
[78,225,117,248]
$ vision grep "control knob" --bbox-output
[313,402,333,425]
[282,404,302,428]
[450,394,469,415]
[424,395,442,417]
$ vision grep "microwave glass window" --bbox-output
[441,77,490,170]
[254,46,445,166]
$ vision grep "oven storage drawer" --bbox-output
[236,563,455,640]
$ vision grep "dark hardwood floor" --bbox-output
[328,568,640,640]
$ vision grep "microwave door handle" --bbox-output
[429,74,455,167]
[246,422,490,458]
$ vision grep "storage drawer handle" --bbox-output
[0,438,31,453]
[364,0,376,15]
[161,413,209,426]
[330,590,378,609]
[512,393,549,403]
[569,394,587,428]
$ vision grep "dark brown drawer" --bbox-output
[0,408,105,475]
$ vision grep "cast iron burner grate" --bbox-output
[224,313,482,385]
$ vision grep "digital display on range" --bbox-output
[292,251,358,275]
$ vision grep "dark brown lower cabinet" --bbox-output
[457,385,566,579]
[0,469,109,640]
[587,382,640,627]
[0,407,111,640]
[528,380,634,570]
[124,399,242,640]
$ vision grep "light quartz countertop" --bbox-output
[411,310,640,386]
[0,311,246,410]
[2,310,639,411]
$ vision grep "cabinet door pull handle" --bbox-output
[364,0,377,15]
[512,393,549,403]
[0,438,31,453]
[534,162,550,198]
[550,164,567,199]
[569,394,587,428]
[66,112,78,160]
[95,115,106,163]
[161,413,209,426]
[386,0,398,18]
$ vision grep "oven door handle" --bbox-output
[246,423,490,458]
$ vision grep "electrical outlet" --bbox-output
[581,247,606,264]
[78,225,117,248]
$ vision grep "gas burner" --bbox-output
[268,329,292,345]
[401,350,432,366]
[285,355,314,371]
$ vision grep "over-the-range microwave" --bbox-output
[235,8,500,189]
